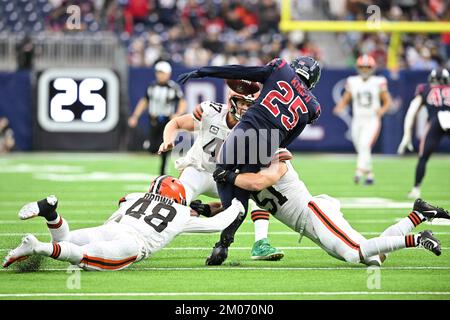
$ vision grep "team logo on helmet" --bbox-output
[290,56,321,90]
[149,175,187,205]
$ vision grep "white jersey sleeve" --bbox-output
[182,199,243,233]
[175,100,230,173]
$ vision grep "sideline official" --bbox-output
[128,61,187,175]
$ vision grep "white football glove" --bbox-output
[397,138,414,154]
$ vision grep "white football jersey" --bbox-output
[110,192,242,258]
[251,161,313,234]
[345,75,387,118]
[175,101,231,173]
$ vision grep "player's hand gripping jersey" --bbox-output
[175,101,231,173]
[178,58,322,148]
[345,75,388,119]
[108,192,243,258]
[250,154,313,234]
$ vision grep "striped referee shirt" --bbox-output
[143,80,184,117]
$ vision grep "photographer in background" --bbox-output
[128,61,187,175]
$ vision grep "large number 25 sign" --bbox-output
[260,81,308,130]
[50,78,106,123]
[38,68,119,132]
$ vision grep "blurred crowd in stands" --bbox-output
[325,0,449,70]
[3,0,449,70]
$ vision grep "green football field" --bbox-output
[0,152,449,300]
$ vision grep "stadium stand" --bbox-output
[0,0,447,70]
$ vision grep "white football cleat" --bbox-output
[18,195,58,220]
[407,187,421,200]
[18,202,40,220]
[3,234,38,268]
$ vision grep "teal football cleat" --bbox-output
[251,238,284,261]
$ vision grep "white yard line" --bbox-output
[1,266,450,272]
[0,291,450,298]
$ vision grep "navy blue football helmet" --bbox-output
[428,68,449,85]
[290,56,321,90]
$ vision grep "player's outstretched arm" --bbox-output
[398,95,423,154]
[158,114,195,154]
[182,199,244,233]
[234,162,288,191]
[177,65,272,84]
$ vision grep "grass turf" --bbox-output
[0,152,449,300]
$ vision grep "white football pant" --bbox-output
[351,117,381,173]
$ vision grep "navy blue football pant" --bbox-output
[216,121,278,246]
[415,118,450,187]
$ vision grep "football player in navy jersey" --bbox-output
[178,57,322,265]
[398,68,450,199]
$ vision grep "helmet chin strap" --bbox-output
[230,97,243,121]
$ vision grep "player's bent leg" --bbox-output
[4,228,144,271]
[3,234,39,268]
[68,223,133,246]
[18,195,71,242]
[359,231,442,261]
[250,205,284,261]
[3,234,84,268]
[307,198,364,264]
[78,239,141,271]
[179,166,211,204]
[411,119,444,198]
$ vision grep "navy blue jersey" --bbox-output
[415,83,450,120]
[194,58,321,148]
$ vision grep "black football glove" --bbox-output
[213,168,237,184]
[190,200,212,217]
[177,70,201,84]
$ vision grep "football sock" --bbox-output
[35,241,83,264]
[360,235,418,259]
[46,215,70,242]
[251,210,270,242]
[37,197,58,221]
[380,213,423,238]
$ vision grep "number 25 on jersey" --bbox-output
[260,81,309,130]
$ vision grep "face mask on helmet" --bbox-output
[290,56,321,90]
[356,55,376,79]
[149,175,187,205]
[428,68,449,85]
[227,90,259,121]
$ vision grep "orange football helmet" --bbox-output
[149,175,187,205]
[356,54,376,79]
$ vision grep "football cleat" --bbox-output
[251,238,284,261]
[413,198,450,221]
[418,230,441,256]
[3,234,38,268]
[354,175,360,184]
[364,177,374,185]
[205,242,228,266]
[18,195,58,220]
[407,187,421,199]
